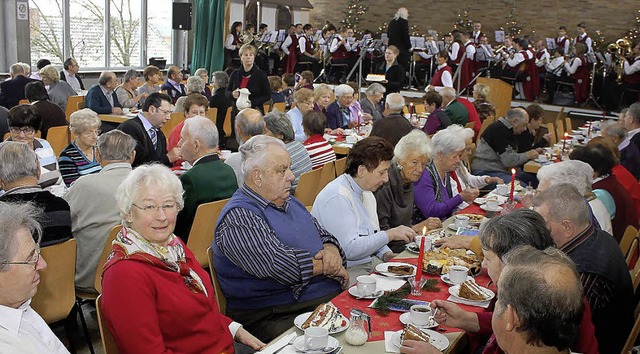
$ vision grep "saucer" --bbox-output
[480,204,503,212]
[440,274,473,286]
[348,286,384,299]
[293,336,339,353]
[398,312,438,329]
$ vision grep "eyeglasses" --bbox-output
[1,246,40,270]
[9,126,36,135]
[132,202,178,214]
[82,129,101,137]
[156,108,173,116]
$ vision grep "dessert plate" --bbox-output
[448,284,495,302]
[390,329,449,350]
[294,312,349,334]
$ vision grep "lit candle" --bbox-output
[509,168,516,203]
[357,111,362,131]
[562,132,568,151]
[587,121,591,137]
[422,226,427,236]
[415,236,425,283]
[409,102,414,116]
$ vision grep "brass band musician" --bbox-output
[225,21,243,69]
[296,24,321,77]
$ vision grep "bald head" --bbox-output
[235,108,265,145]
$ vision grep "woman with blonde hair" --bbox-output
[39,64,76,110]
[58,108,102,186]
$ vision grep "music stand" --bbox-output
[584,52,603,110]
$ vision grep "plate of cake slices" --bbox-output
[391,324,450,351]
[448,280,495,303]
[294,303,350,334]
[375,262,416,278]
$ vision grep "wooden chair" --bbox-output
[622,301,640,354]
[96,295,119,354]
[204,107,218,124]
[31,239,77,324]
[77,101,85,110]
[18,99,29,105]
[476,116,494,141]
[161,112,186,139]
[546,122,557,145]
[626,238,639,268]
[271,101,286,112]
[318,161,336,193]
[207,247,227,315]
[335,157,347,177]
[186,198,230,268]
[263,103,270,113]
[620,226,639,259]
[465,121,476,130]
[415,104,425,114]
[65,96,85,122]
[564,117,573,132]
[46,125,71,156]
[555,117,565,143]
[294,167,323,207]
[223,107,232,138]
[633,256,640,293]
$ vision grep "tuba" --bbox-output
[611,38,632,84]
[241,31,255,45]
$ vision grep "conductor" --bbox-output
[387,7,411,72]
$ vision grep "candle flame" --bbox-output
[564,132,568,137]
[410,102,414,106]
[511,168,516,174]
[422,226,426,235]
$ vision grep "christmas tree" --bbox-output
[340,0,368,34]
[452,8,474,32]
[500,6,524,37]
[623,9,640,41]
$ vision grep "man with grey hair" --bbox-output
[621,102,640,153]
[212,135,348,342]
[387,7,411,70]
[0,201,70,353]
[175,117,238,240]
[440,87,468,126]
[0,141,72,247]
[360,83,386,122]
[369,93,413,146]
[532,183,633,354]
[224,108,265,185]
[63,129,135,292]
[536,160,612,235]
[472,107,538,183]
[325,84,355,130]
[0,63,38,109]
[600,119,640,179]
[85,71,123,115]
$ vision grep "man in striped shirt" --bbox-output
[533,183,633,354]
[212,135,348,343]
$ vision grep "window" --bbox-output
[28,0,172,69]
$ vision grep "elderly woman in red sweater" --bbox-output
[101,164,264,354]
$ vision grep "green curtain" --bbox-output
[191,0,225,74]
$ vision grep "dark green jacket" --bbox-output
[444,99,469,126]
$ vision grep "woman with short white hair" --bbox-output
[374,130,442,252]
[102,164,265,353]
[414,127,480,219]
[325,84,355,131]
[360,83,386,122]
[58,108,103,186]
[194,68,212,99]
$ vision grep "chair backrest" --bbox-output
[271,102,286,113]
[186,198,230,267]
[31,239,77,324]
[633,256,640,293]
[476,116,494,142]
[415,104,425,114]
[621,298,640,354]
[294,167,323,207]
[96,294,119,354]
[620,225,639,258]
[626,238,639,268]
[94,225,121,294]
[204,107,218,124]
[206,247,227,315]
[334,157,347,177]
[18,99,29,105]
[65,95,85,122]
[546,122,557,145]
[555,118,565,142]
[263,103,270,113]
[318,160,336,193]
[77,101,85,110]
[223,106,232,138]
[564,117,573,132]
[46,125,71,157]
[161,112,186,139]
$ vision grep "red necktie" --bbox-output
[450,170,463,193]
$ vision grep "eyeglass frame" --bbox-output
[132,202,179,214]
[155,107,173,116]
[0,246,41,270]
[9,126,36,135]
[81,129,102,137]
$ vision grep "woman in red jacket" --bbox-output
[101,164,265,354]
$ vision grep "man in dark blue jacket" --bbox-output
[85,71,123,115]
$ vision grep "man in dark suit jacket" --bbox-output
[387,8,411,70]
[441,87,469,126]
[59,57,85,91]
[85,71,123,115]
[0,63,38,109]
[370,93,413,146]
[118,92,177,167]
[174,116,238,241]
[160,66,187,104]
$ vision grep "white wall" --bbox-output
[261,4,277,30]
[229,0,245,30]
[293,9,309,25]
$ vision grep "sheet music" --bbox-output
[494,31,505,43]
[411,36,426,49]
[436,40,445,52]
[381,33,388,41]
[269,30,278,43]
[277,29,286,42]
[546,38,556,50]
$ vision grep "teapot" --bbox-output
[344,308,371,346]
[236,88,252,110]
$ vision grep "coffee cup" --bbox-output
[496,184,509,195]
[409,304,432,326]
[304,327,329,350]
[346,135,358,144]
[356,275,377,297]
[486,199,499,211]
[449,265,469,285]
[414,235,432,251]
[454,215,469,229]
[122,107,130,114]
